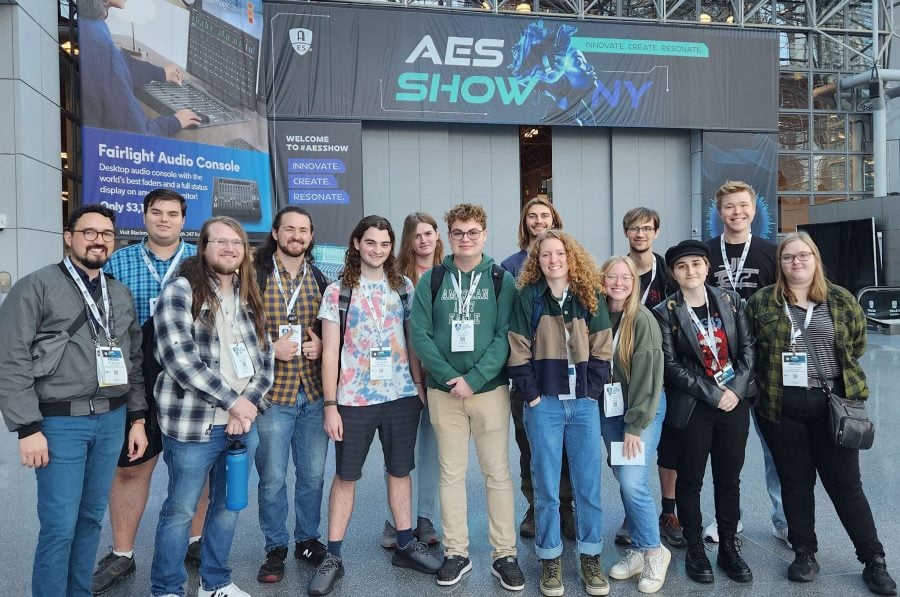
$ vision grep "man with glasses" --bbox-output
[704,181,788,547]
[411,204,524,590]
[0,205,147,596]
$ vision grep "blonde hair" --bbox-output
[517,198,564,250]
[715,180,757,210]
[518,230,602,315]
[774,231,828,305]
[599,256,641,380]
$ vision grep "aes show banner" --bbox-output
[265,3,778,131]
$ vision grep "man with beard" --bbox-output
[251,206,331,583]
[0,205,147,596]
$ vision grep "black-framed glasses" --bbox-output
[449,228,484,241]
[73,228,115,242]
[780,251,813,263]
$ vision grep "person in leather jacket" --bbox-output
[652,240,756,585]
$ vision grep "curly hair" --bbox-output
[599,256,641,380]
[341,215,404,290]
[396,212,443,285]
[444,203,487,229]
[518,230,602,315]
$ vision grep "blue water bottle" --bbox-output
[225,439,248,511]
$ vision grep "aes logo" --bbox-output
[289,28,313,56]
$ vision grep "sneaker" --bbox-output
[437,555,472,586]
[615,518,632,546]
[257,545,288,583]
[773,525,792,548]
[185,539,202,567]
[685,540,714,583]
[380,520,397,549]
[295,538,327,567]
[638,546,671,594]
[703,520,743,543]
[91,552,135,594]
[609,549,644,580]
[520,506,536,538]
[717,535,752,583]
[198,582,251,597]
[580,553,610,596]
[308,554,344,596]
[415,516,440,546]
[659,512,686,548]
[539,557,564,597]
[492,555,526,591]
[560,503,576,541]
[392,540,441,574]
[788,550,819,582]
[863,556,897,595]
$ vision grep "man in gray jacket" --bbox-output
[0,204,147,597]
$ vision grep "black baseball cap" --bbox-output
[665,239,710,267]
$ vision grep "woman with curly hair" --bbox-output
[507,230,614,597]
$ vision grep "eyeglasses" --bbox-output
[207,238,245,248]
[625,226,656,235]
[604,274,635,283]
[449,228,484,241]
[73,228,115,242]
[780,251,813,263]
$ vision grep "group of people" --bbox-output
[0,182,895,597]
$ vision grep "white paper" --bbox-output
[610,441,646,466]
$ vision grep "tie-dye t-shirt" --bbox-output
[318,275,417,406]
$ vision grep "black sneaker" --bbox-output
[296,538,328,567]
[788,550,819,582]
[392,540,442,574]
[685,540,714,584]
[437,555,472,586]
[258,546,288,583]
[863,556,898,595]
[185,538,202,567]
[91,552,135,594]
[520,506,536,538]
[308,554,344,596]
[492,556,526,591]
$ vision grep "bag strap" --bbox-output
[793,307,834,397]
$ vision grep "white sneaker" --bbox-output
[638,546,671,594]
[609,549,644,580]
[772,525,792,548]
[702,520,743,543]
[198,582,251,597]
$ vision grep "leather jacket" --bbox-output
[652,285,757,429]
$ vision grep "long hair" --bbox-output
[253,206,316,275]
[599,256,641,380]
[518,230,602,315]
[773,231,828,305]
[517,198,564,250]
[179,216,268,348]
[342,215,404,290]
[396,212,443,285]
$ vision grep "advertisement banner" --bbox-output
[78,0,273,238]
[265,3,778,131]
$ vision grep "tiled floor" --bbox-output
[2,334,898,596]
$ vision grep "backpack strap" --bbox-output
[490,263,504,302]
[430,264,446,304]
[311,265,329,296]
[255,265,268,294]
[530,285,543,340]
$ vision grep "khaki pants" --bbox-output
[428,385,517,560]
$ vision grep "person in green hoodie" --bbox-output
[410,203,524,591]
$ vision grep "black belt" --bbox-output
[39,395,126,416]
[807,377,840,389]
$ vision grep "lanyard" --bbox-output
[140,241,185,286]
[64,257,114,344]
[639,256,657,306]
[360,278,388,344]
[272,256,307,320]
[687,291,723,372]
[610,324,622,377]
[450,270,482,319]
[784,301,815,349]
[720,234,752,292]
[217,284,246,341]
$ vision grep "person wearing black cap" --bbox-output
[652,240,757,585]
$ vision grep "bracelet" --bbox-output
[323,400,338,407]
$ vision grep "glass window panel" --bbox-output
[776,0,807,25]
[848,35,874,68]
[779,114,809,150]
[849,155,874,191]
[780,32,808,68]
[852,84,873,112]
[812,34,844,69]
[812,194,847,204]
[813,114,846,151]
[814,155,847,191]
[847,0,873,29]
[585,0,617,15]
[624,0,659,18]
[780,72,809,109]
[746,0,774,23]
[817,0,845,27]
[667,0,697,21]
[779,155,810,191]
[700,1,734,22]
[849,114,871,151]
[779,195,809,233]
[812,74,838,110]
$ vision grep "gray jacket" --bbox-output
[0,262,145,437]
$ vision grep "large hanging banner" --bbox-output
[79,0,273,238]
[265,3,778,131]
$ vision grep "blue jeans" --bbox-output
[752,409,788,530]
[256,394,329,549]
[33,407,126,597]
[150,425,259,596]
[387,400,440,525]
[524,396,603,559]
[600,392,667,551]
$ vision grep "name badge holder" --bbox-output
[64,257,121,385]
[361,279,394,381]
[219,287,256,379]
[604,326,625,414]
[96,346,128,387]
[273,256,308,326]
[450,270,481,353]
[687,294,733,390]
[720,234,752,292]
[782,302,814,387]
[279,324,303,357]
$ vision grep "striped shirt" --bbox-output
[789,302,840,381]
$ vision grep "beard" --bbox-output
[74,247,109,270]
[277,239,306,258]
[209,260,239,276]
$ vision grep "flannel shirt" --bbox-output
[746,282,868,423]
[263,256,325,405]
[154,275,274,441]
[105,239,197,325]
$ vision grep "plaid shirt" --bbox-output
[105,239,197,325]
[154,275,274,441]
[746,282,868,422]
[262,256,325,405]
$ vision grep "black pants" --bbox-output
[756,386,885,562]
[676,399,749,542]
[510,387,572,506]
